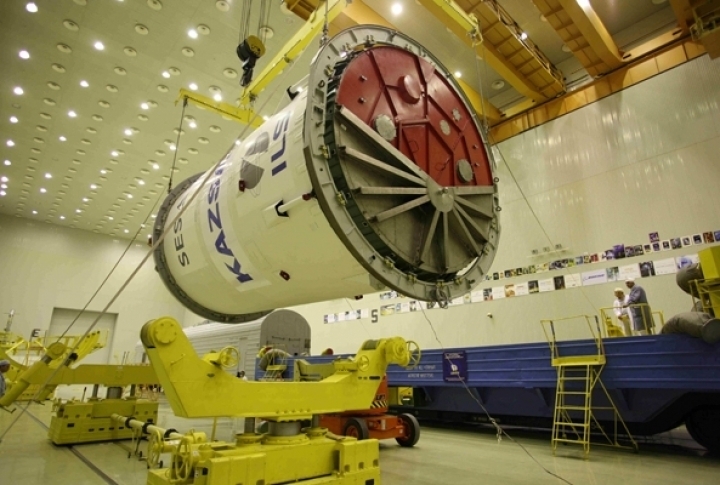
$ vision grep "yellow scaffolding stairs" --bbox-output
[541,315,638,457]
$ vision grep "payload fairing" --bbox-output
[153,26,499,322]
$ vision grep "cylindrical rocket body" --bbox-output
[154,26,500,322]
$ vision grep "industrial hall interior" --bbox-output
[2,0,720,484]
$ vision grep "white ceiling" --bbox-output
[0,0,676,241]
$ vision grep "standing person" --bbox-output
[612,288,633,336]
[237,370,248,381]
[625,278,653,335]
[0,360,10,398]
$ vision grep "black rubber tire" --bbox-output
[395,413,421,447]
[342,417,370,440]
[685,407,720,452]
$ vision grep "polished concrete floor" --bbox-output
[0,403,718,485]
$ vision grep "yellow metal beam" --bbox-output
[240,0,345,104]
[456,79,502,123]
[556,0,623,70]
[177,89,263,128]
[669,0,695,33]
[417,0,548,102]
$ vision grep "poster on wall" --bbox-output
[639,261,655,277]
[449,296,465,306]
[618,263,641,280]
[581,269,608,286]
[492,286,506,300]
[483,288,493,301]
[470,290,483,303]
[539,278,555,292]
[528,280,539,294]
[606,266,620,282]
[380,304,395,316]
[676,254,699,270]
[564,273,582,288]
[654,258,678,275]
[504,284,516,297]
[515,282,529,296]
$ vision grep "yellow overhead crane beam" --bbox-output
[418,0,563,103]
[240,0,346,105]
[533,0,623,78]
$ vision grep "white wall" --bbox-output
[2,55,719,360]
[0,214,187,360]
[289,54,720,355]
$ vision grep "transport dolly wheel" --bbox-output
[343,417,370,440]
[395,413,421,447]
[685,406,720,452]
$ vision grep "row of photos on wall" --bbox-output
[322,230,719,324]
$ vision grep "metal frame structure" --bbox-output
[541,315,637,457]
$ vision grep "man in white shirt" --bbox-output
[613,288,633,336]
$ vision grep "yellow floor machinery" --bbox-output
[113,316,419,485]
[1,339,160,445]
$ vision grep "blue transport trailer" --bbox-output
[385,334,720,451]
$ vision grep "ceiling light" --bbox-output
[10,116,18,123]
[90,184,97,189]
[82,197,89,202]
[100,169,107,174]
[124,128,132,136]
[235,140,241,146]
[80,80,89,87]
[213,93,222,102]
[45,173,52,178]
[152,163,160,170]
[520,32,528,41]
[40,188,47,193]
[124,229,130,233]
[454,71,462,78]
[140,102,149,110]
[59,136,67,141]
[169,144,176,151]
[162,71,170,78]
[60,215,65,220]
[0,191,5,197]
[391,3,402,15]
[1,176,7,182]
[189,83,198,91]
[1,184,6,188]
[19,50,30,59]
[13,87,24,95]
[138,179,145,185]
[491,80,505,90]
[188,29,198,39]
[68,110,77,118]
[127,194,133,199]
[94,41,105,51]
[111,150,119,157]
[3,160,10,166]
[6,140,15,147]
[76,209,82,213]
[26,3,38,13]
[32,210,38,215]
[189,121,197,128]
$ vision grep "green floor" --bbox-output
[1,403,717,485]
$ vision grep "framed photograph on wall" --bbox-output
[671,238,682,249]
[692,234,703,245]
[649,232,660,243]
[682,236,692,247]
[703,232,715,243]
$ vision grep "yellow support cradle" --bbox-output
[541,315,638,458]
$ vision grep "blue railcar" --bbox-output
[385,334,720,451]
